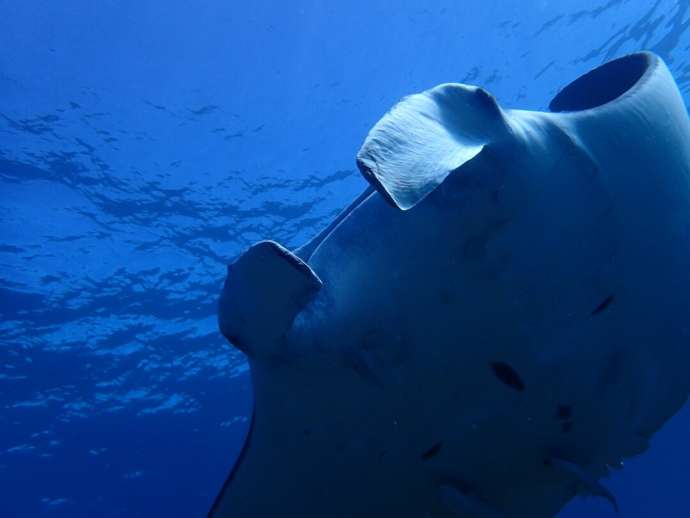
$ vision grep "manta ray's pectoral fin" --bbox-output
[549,457,619,515]
[218,240,322,357]
[356,83,510,210]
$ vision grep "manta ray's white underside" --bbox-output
[209,52,690,518]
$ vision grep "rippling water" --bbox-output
[2,1,690,516]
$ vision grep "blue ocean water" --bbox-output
[2,0,690,516]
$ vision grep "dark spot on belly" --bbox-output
[490,361,525,392]
[591,294,614,316]
[557,405,572,420]
[303,428,311,436]
[562,421,573,433]
[421,441,444,460]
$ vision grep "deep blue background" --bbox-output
[2,1,690,516]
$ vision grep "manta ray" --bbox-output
[209,51,690,517]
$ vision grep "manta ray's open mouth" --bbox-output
[549,52,654,112]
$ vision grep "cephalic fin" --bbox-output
[356,83,509,211]
[218,240,322,357]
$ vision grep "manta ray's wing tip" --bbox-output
[550,456,620,516]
